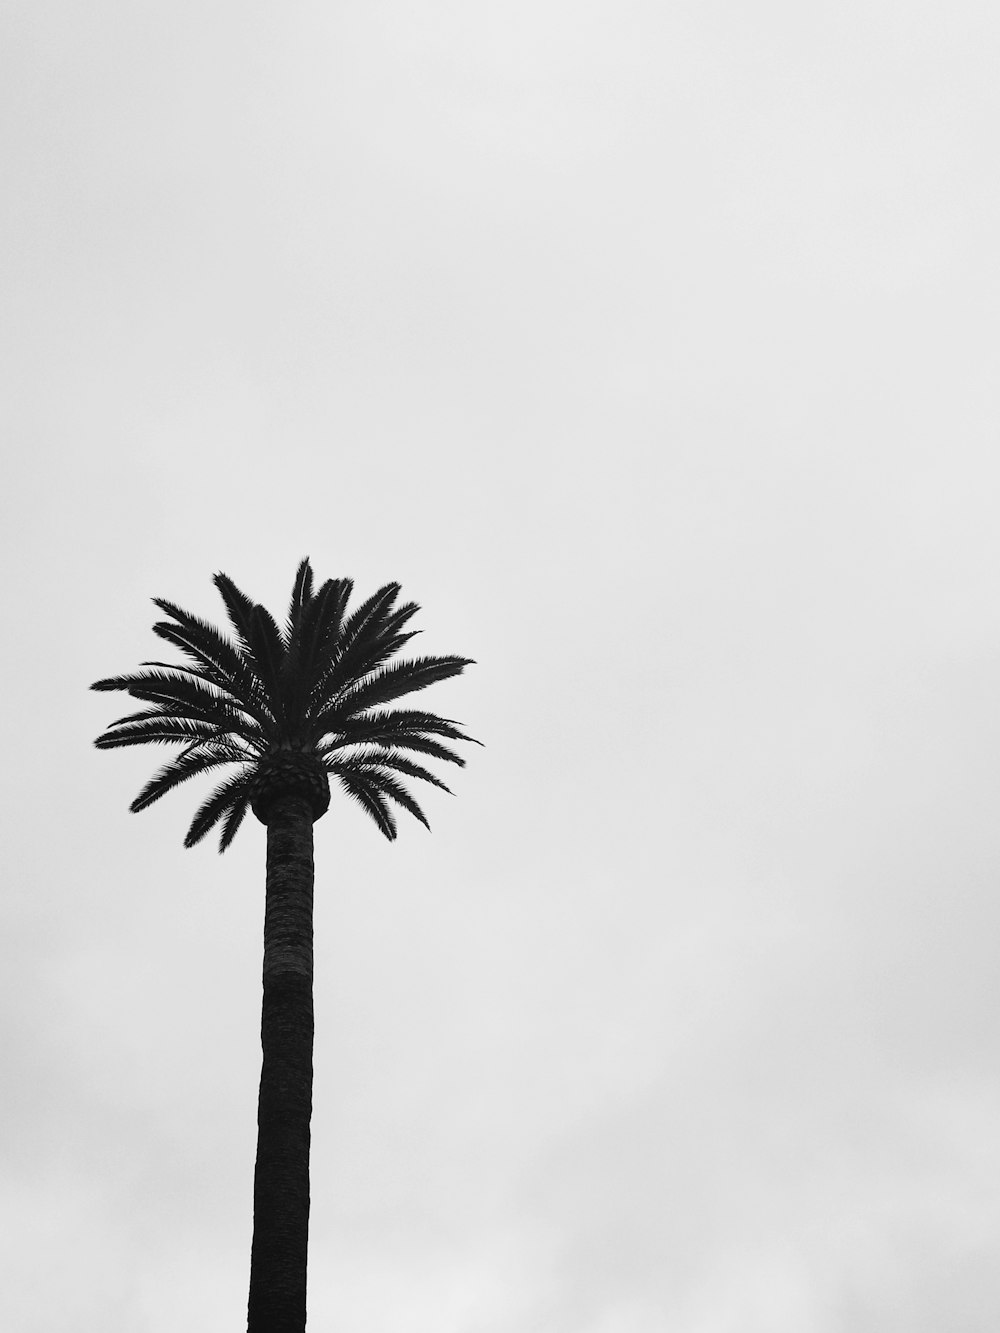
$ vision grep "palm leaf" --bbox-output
[337,771,397,839]
[300,578,352,671]
[130,742,249,812]
[327,598,421,688]
[151,607,272,720]
[285,558,314,644]
[218,791,253,852]
[315,707,475,746]
[93,666,223,708]
[368,771,431,828]
[184,771,256,847]
[338,655,474,716]
[320,729,468,767]
[212,572,260,654]
[95,717,219,749]
[311,583,402,700]
[325,747,452,793]
[93,670,256,741]
[245,605,287,726]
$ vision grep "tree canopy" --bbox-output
[92,559,479,850]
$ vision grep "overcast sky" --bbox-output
[3,2,1000,1330]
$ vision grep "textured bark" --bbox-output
[247,794,316,1333]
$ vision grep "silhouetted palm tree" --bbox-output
[91,559,478,1333]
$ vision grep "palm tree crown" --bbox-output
[92,558,479,849]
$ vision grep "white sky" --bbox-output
[3,2,1000,1329]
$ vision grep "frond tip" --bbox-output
[90,560,479,850]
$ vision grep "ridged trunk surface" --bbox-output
[247,794,315,1332]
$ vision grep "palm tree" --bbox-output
[91,559,478,1332]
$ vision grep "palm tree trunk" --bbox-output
[248,794,315,1332]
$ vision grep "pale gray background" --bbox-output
[3,2,999,1330]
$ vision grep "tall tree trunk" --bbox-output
[248,793,315,1332]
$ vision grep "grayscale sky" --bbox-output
[3,3,999,1330]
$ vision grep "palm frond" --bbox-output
[245,604,287,722]
[382,600,420,634]
[341,583,402,644]
[94,669,264,745]
[366,733,468,765]
[92,672,148,693]
[184,771,256,848]
[323,628,421,694]
[153,597,244,670]
[93,666,223,707]
[301,578,352,662]
[322,599,421,690]
[130,741,249,813]
[285,558,314,645]
[337,771,397,840]
[291,577,351,707]
[94,668,225,721]
[130,681,269,748]
[212,572,260,654]
[338,655,474,716]
[151,606,272,721]
[324,746,452,793]
[370,771,431,828]
[281,561,312,713]
[320,729,469,768]
[328,756,432,828]
[310,583,402,700]
[133,666,271,742]
[315,707,476,746]
[373,752,453,792]
[140,653,223,688]
[218,790,253,852]
[95,717,219,749]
